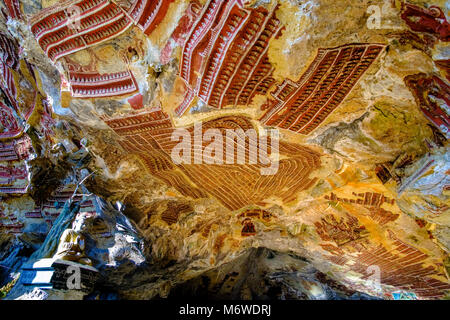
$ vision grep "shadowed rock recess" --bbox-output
[0,0,449,300]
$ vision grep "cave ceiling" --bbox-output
[0,0,449,300]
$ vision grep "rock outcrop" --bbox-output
[0,0,448,300]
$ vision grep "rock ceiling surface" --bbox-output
[0,0,449,299]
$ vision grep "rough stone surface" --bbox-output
[0,0,448,300]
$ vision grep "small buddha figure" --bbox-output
[241,218,256,237]
[54,213,92,266]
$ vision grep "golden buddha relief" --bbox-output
[53,213,93,266]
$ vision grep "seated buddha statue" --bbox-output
[53,213,92,266]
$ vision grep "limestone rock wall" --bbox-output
[0,0,448,300]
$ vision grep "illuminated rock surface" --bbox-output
[0,0,448,300]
